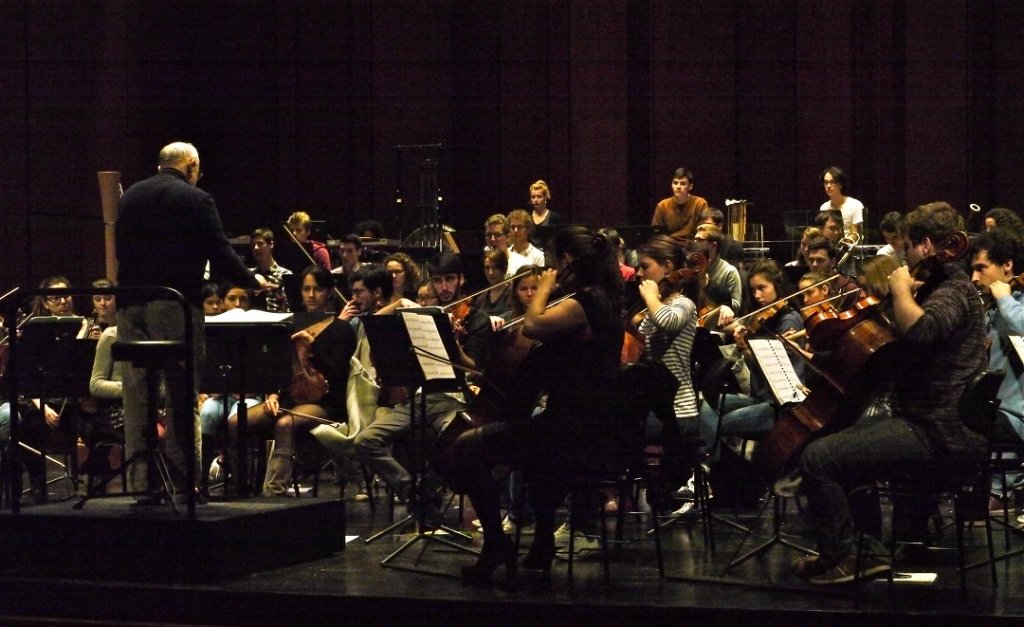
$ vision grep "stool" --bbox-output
[108,339,188,507]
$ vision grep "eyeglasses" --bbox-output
[44,295,71,304]
[486,232,507,239]
[508,225,527,232]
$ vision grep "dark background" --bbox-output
[3,0,1022,291]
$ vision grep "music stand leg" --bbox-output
[371,389,476,572]
[722,493,815,575]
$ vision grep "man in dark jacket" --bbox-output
[116,141,265,501]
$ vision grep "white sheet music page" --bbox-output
[1010,335,1024,363]
[400,310,457,381]
[747,338,807,405]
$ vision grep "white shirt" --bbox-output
[507,243,545,277]
[820,197,864,230]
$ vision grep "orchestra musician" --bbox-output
[330,234,363,300]
[353,252,493,503]
[116,141,266,500]
[507,209,546,277]
[300,265,342,315]
[229,307,356,497]
[694,224,740,323]
[815,208,844,245]
[652,167,708,239]
[819,166,864,237]
[1,275,84,503]
[439,226,623,583]
[200,282,222,316]
[876,212,906,258]
[968,230,1024,506]
[634,235,701,440]
[983,207,1024,238]
[476,248,512,330]
[384,252,421,302]
[249,227,292,313]
[794,201,987,585]
[483,213,510,256]
[285,211,331,271]
[700,259,807,458]
[804,236,859,310]
[529,180,562,228]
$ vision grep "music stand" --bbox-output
[614,225,667,250]
[201,310,294,497]
[360,310,477,575]
[13,317,95,501]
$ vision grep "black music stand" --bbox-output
[12,317,95,501]
[201,311,294,497]
[360,309,477,575]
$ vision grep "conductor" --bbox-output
[116,141,266,500]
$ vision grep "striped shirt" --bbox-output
[639,293,698,419]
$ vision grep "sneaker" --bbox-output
[553,521,572,547]
[554,532,601,560]
[807,554,891,585]
[354,481,370,502]
[1017,512,1024,526]
[208,457,223,482]
[504,516,535,536]
[669,501,700,522]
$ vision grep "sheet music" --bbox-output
[748,338,807,405]
[206,308,293,324]
[1010,335,1024,364]
[400,310,457,381]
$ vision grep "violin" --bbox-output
[621,252,708,364]
[287,316,334,404]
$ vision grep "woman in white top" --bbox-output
[820,166,864,237]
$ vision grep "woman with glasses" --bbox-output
[384,252,420,303]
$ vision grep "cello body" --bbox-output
[754,310,899,478]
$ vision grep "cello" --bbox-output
[754,231,971,478]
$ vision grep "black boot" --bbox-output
[461,535,516,583]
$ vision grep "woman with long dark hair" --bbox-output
[439,226,623,582]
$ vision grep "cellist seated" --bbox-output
[227,272,356,497]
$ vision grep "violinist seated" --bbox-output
[7,275,94,503]
[693,225,740,324]
[437,227,624,581]
[805,235,859,310]
[226,276,357,496]
[353,252,492,503]
[780,272,834,361]
[475,249,513,331]
[248,227,291,313]
[969,230,1024,510]
[698,259,807,461]
[793,201,988,585]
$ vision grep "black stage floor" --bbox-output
[0,477,1023,626]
